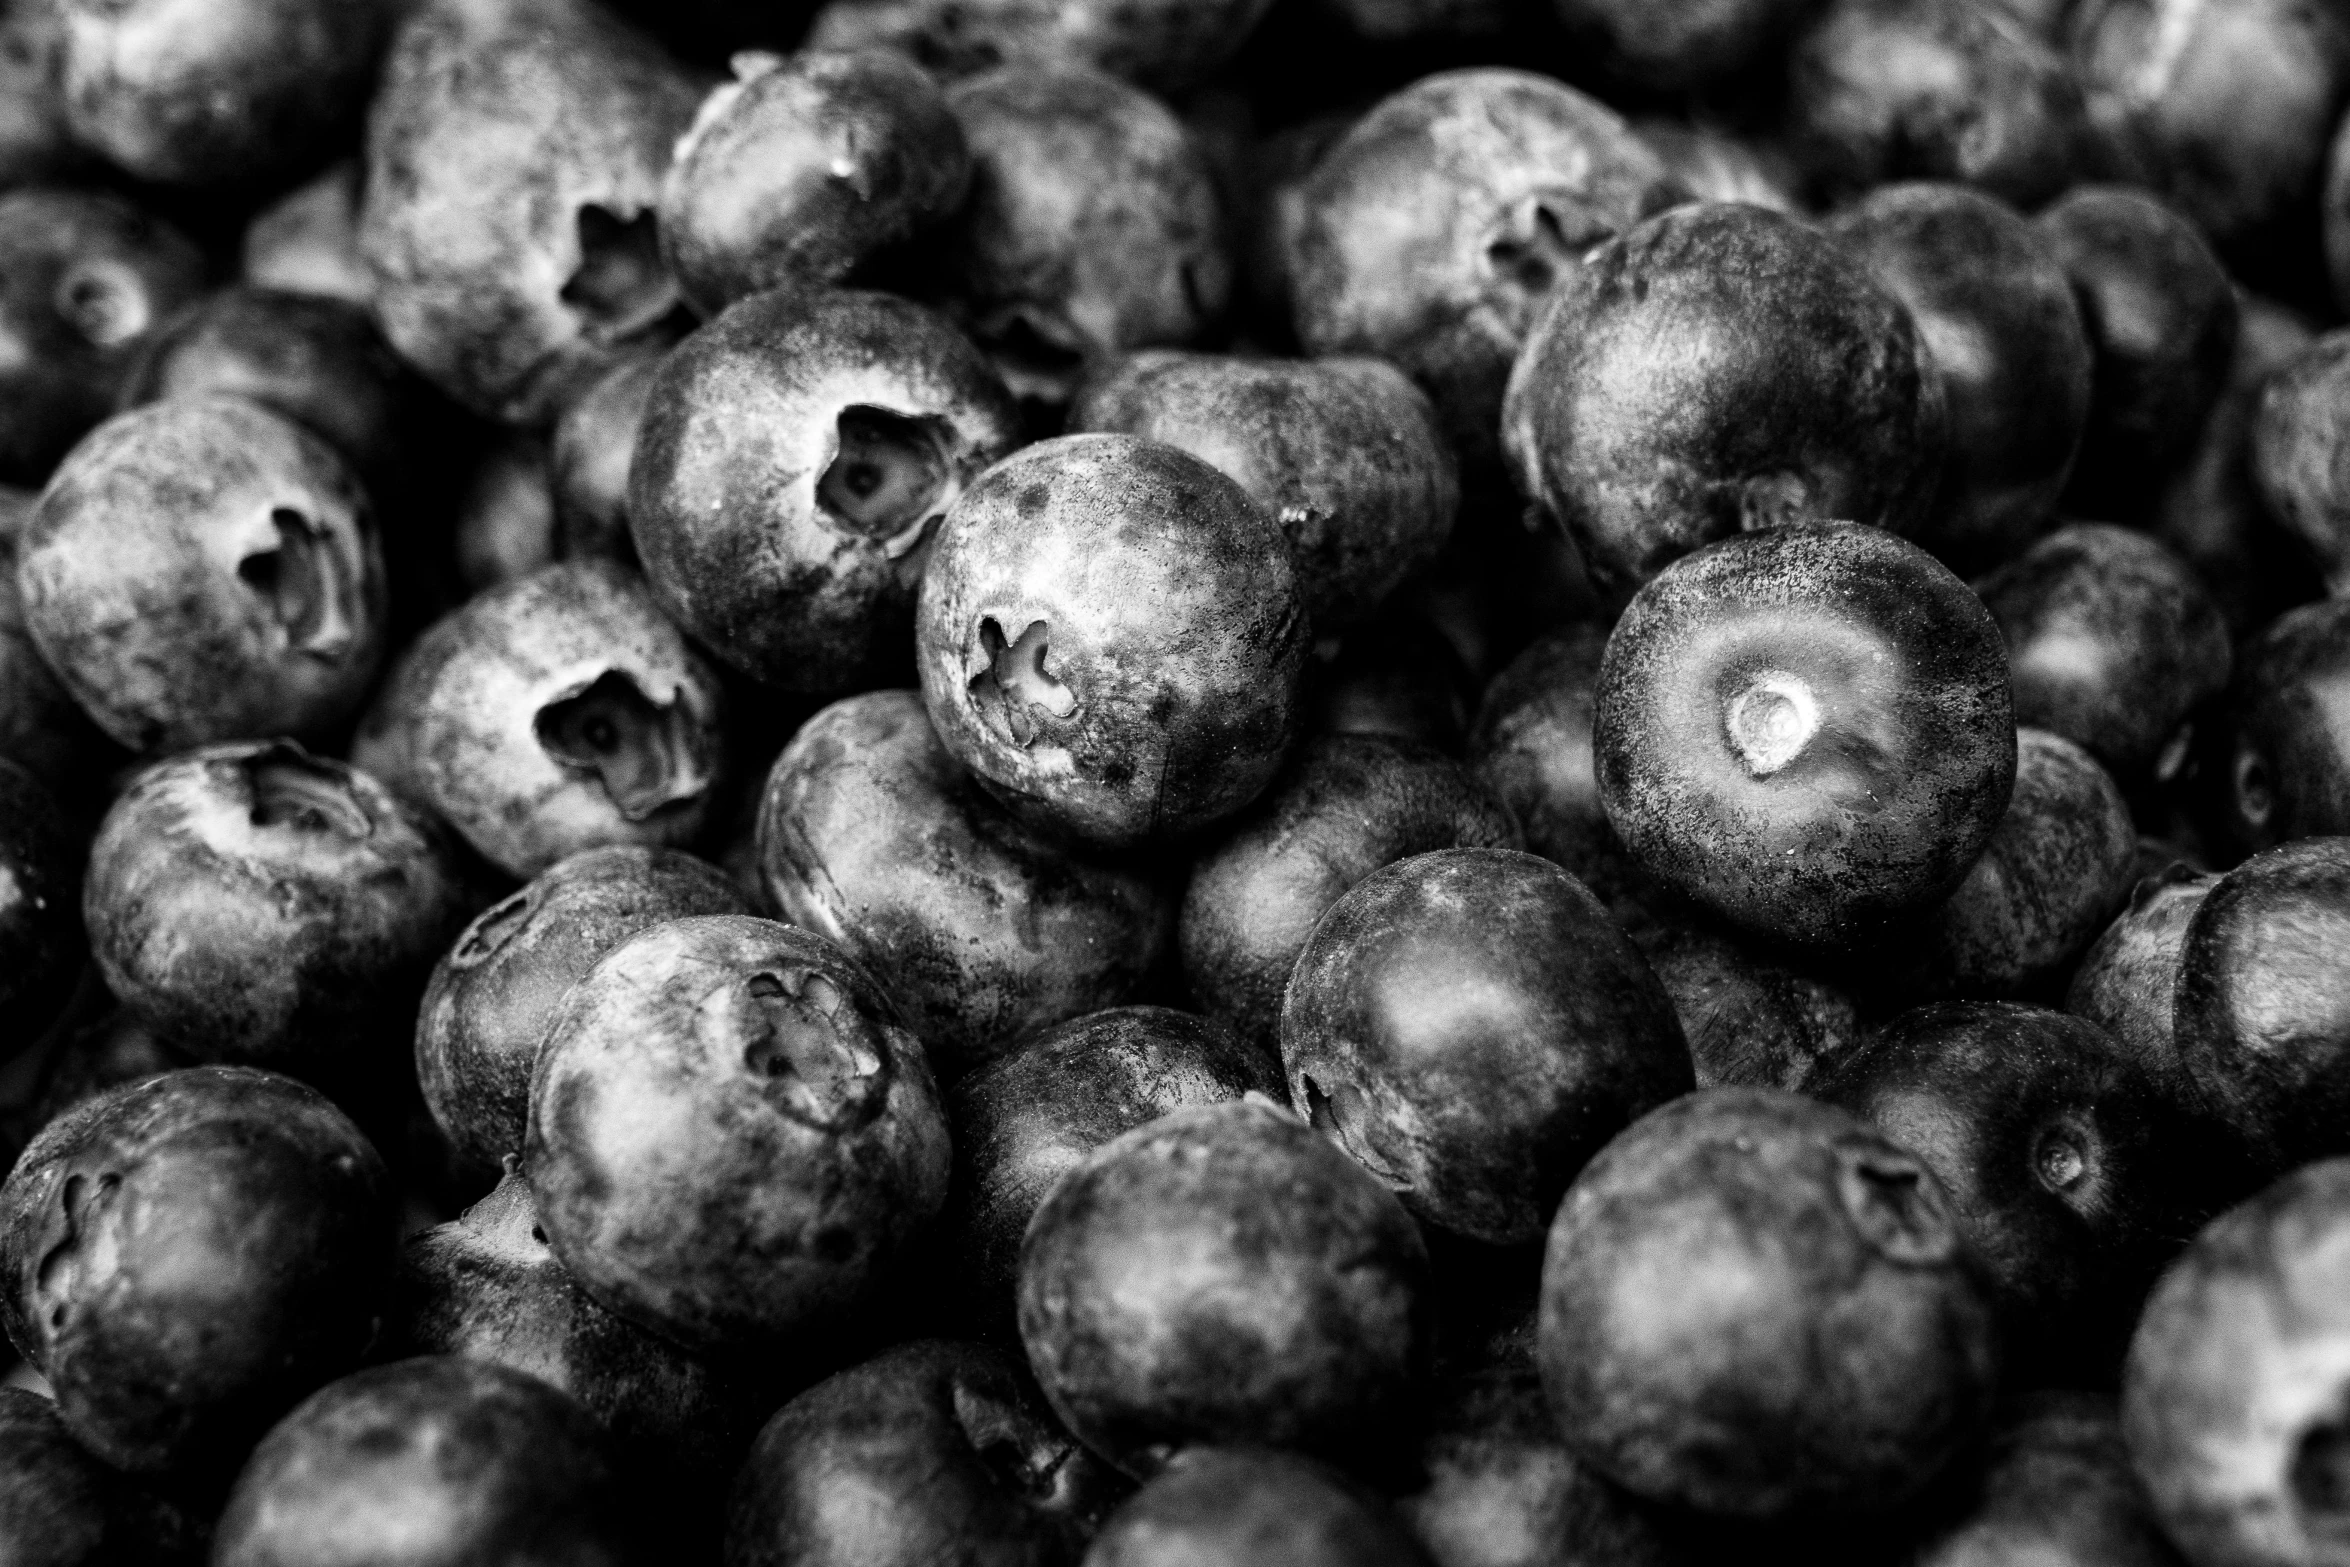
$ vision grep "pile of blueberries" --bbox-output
[8,0,2350,1562]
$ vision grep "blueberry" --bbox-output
[551,351,661,568]
[1084,1446,1433,1567]
[2212,599,2350,853]
[805,0,1277,94]
[0,1385,198,1566]
[1639,917,1862,1093]
[241,160,369,306]
[2066,862,2220,1114]
[1554,0,1817,93]
[2253,327,2350,596]
[1910,1392,2180,1567]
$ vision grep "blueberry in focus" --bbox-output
[1503,205,1947,598]
[1018,1097,1430,1477]
[2253,327,2350,597]
[526,916,951,1355]
[0,1066,395,1477]
[757,690,1175,1077]
[415,844,753,1173]
[915,433,1307,849]
[2212,598,2350,854]
[1592,523,2015,950]
[725,1338,1130,1567]
[1538,1088,2001,1518]
[1280,847,1692,1245]
[2065,861,2221,1116]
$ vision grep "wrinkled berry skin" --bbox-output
[2037,186,2240,518]
[758,690,1173,1077]
[1281,848,1692,1246]
[1555,0,1815,92]
[2173,837,2350,1176]
[211,1357,641,1567]
[916,434,1307,849]
[1809,1003,2184,1379]
[360,0,704,425]
[1594,524,2016,950]
[1069,352,1457,631]
[0,758,81,1053]
[1538,1089,2001,1519]
[1975,524,2230,783]
[806,0,1275,93]
[1828,182,2092,574]
[1087,1446,1432,1567]
[0,1384,198,1567]
[943,1007,1282,1327]
[0,1066,395,1477]
[21,396,386,754]
[52,0,394,188]
[86,743,476,1094]
[1287,69,1677,463]
[116,286,427,491]
[1182,734,1520,1047]
[416,845,752,1173]
[1018,1098,1430,1477]
[2123,1159,2350,1567]
[526,916,952,1355]
[2215,600,2350,854]
[1910,1392,2182,1567]
[2066,863,2218,1112]
[1642,918,1863,1094]
[630,286,1020,695]
[1504,206,1946,599]
[552,351,661,565]
[1789,0,2103,207]
[1897,728,2138,1002]
[354,560,729,879]
[660,49,970,318]
[726,1339,1130,1567]
[2252,328,2350,596]
[394,1173,764,1486]
[0,188,204,486]
[2076,0,2350,266]
[927,65,1228,411]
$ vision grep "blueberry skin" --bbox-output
[1808,1002,2186,1380]
[1018,1098,1430,1477]
[0,757,81,1054]
[925,64,1231,411]
[2173,836,2350,1176]
[2066,862,2220,1115]
[726,1339,1130,1567]
[0,505,104,791]
[393,1172,765,1489]
[1788,0,2103,208]
[85,742,478,1095]
[1633,119,1806,213]
[1828,182,2093,574]
[1909,1392,2183,1567]
[526,916,952,1356]
[0,4,84,192]
[2253,327,2350,596]
[0,187,203,488]
[1897,728,2138,1003]
[359,0,704,425]
[2122,1158,2350,1567]
[1069,351,1458,631]
[758,690,1174,1077]
[241,159,370,306]
[20,395,387,754]
[116,285,427,491]
[1280,848,1692,1245]
[629,286,1021,695]
[1553,0,1814,92]
[1503,206,1946,599]
[1287,69,1678,465]
[1182,734,1520,1048]
[416,845,752,1172]
[52,0,396,189]
[942,1006,1282,1331]
[2037,185,2240,520]
[211,1357,641,1567]
[1538,1089,2001,1519]
[0,1385,200,1567]
[660,48,969,318]
[0,1066,395,1477]
[805,0,1277,94]
[1593,524,2015,950]
[1640,917,1863,1094]
[1974,524,2230,783]
[916,433,1308,850]
[1084,1446,1433,1567]
[352,560,729,879]
[2213,600,2350,854]
[551,350,661,566]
